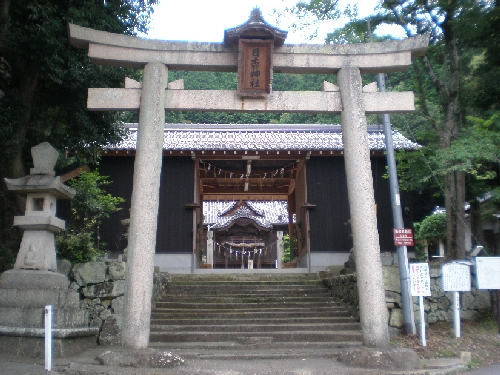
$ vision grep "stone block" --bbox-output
[99,315,122,346]
[338,347,421,371]
[0,269,69,290]
[96,347,184,368]
[383,266,401,293]
[389,308,403,328]
[428,314,438,324]
[385,290,402,304]
[72,262,106,286]
[100,308,112,321]
[0,334,97,358]
[472,290,491,310]
[112,296,124,314]
[57,259,72,276]
[0,306,87,328]
[108,261,126,280]
[461,292,474,310]
[461,310,475,320]
[0,287,80,309]
[30,142,59,175]
[90,317,103,328]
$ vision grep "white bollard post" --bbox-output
[453,291,461,338]
[419,296,426,347]
[45,305,52,371]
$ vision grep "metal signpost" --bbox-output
[409,263,431,346]
[442,262,471,338]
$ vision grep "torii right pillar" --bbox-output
[338,67,389,347]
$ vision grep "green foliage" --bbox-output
[0,0,155,267]
[0,225,21,272]
[413,241,428,262]
[416,214,446,241]
[282,234,298,263]
[56,169,124,264]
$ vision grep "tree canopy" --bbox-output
[284,0,500,259]
[0,0,157,271]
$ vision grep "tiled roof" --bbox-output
[203,201,291,229]
[106,124,420,151]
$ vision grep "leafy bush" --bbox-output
[56,169,124,264]
[282,234,297,263]
[416,213,447,241]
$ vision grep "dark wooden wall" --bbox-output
[155,157,195,253]
[97,156,135,253]
[94,155,411,255]
[97,156,194,254]
[306,156,412,253]
[306,157,352,253]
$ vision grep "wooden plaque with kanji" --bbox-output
[238,39,272,97]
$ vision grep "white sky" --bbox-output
[144,0,405,44]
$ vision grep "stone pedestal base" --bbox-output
[338,346,422,371]
[0,268,70,289]
[0,269,98,358]
[0,329,99,358]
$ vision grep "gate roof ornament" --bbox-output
[224,9,287,98]
[224,8,287,46]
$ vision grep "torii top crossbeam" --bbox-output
[69,23,427,74]
[69,23,427,114]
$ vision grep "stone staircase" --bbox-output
[149,273,362,358]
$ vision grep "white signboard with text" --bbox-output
[409,263,431,297]
[476,257,500,290]
[442,263,471,292]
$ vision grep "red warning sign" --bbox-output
[393,228,414,247]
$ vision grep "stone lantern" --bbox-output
[4,142,75,272]
[0,142,99,358]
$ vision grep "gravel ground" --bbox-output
[391,319,500,372]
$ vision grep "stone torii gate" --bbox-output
[69,11,428,350]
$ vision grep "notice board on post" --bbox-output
[476,257,500,289]
[442,263,471,292]
[409,263,431,296]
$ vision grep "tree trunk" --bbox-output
[7,59,39,215]
[444,170,466,260]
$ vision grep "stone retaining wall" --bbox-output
[58,260,169,346]
[323,264,492,330]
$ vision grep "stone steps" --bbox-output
[149,272,362,350]
[151,322,361,332]
[151,308,351,319]
[151,316,354,325]
[150,330,362,343]
[166,287,329,295]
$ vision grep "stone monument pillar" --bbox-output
[0,142,99,357]
[206,230,214,268]
[276,231,284,269]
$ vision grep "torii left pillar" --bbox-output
[121,63,167,349]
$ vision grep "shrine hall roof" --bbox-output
[203,201,290,229]
[106,124,420,151]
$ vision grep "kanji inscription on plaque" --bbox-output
[238,39,272,97]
